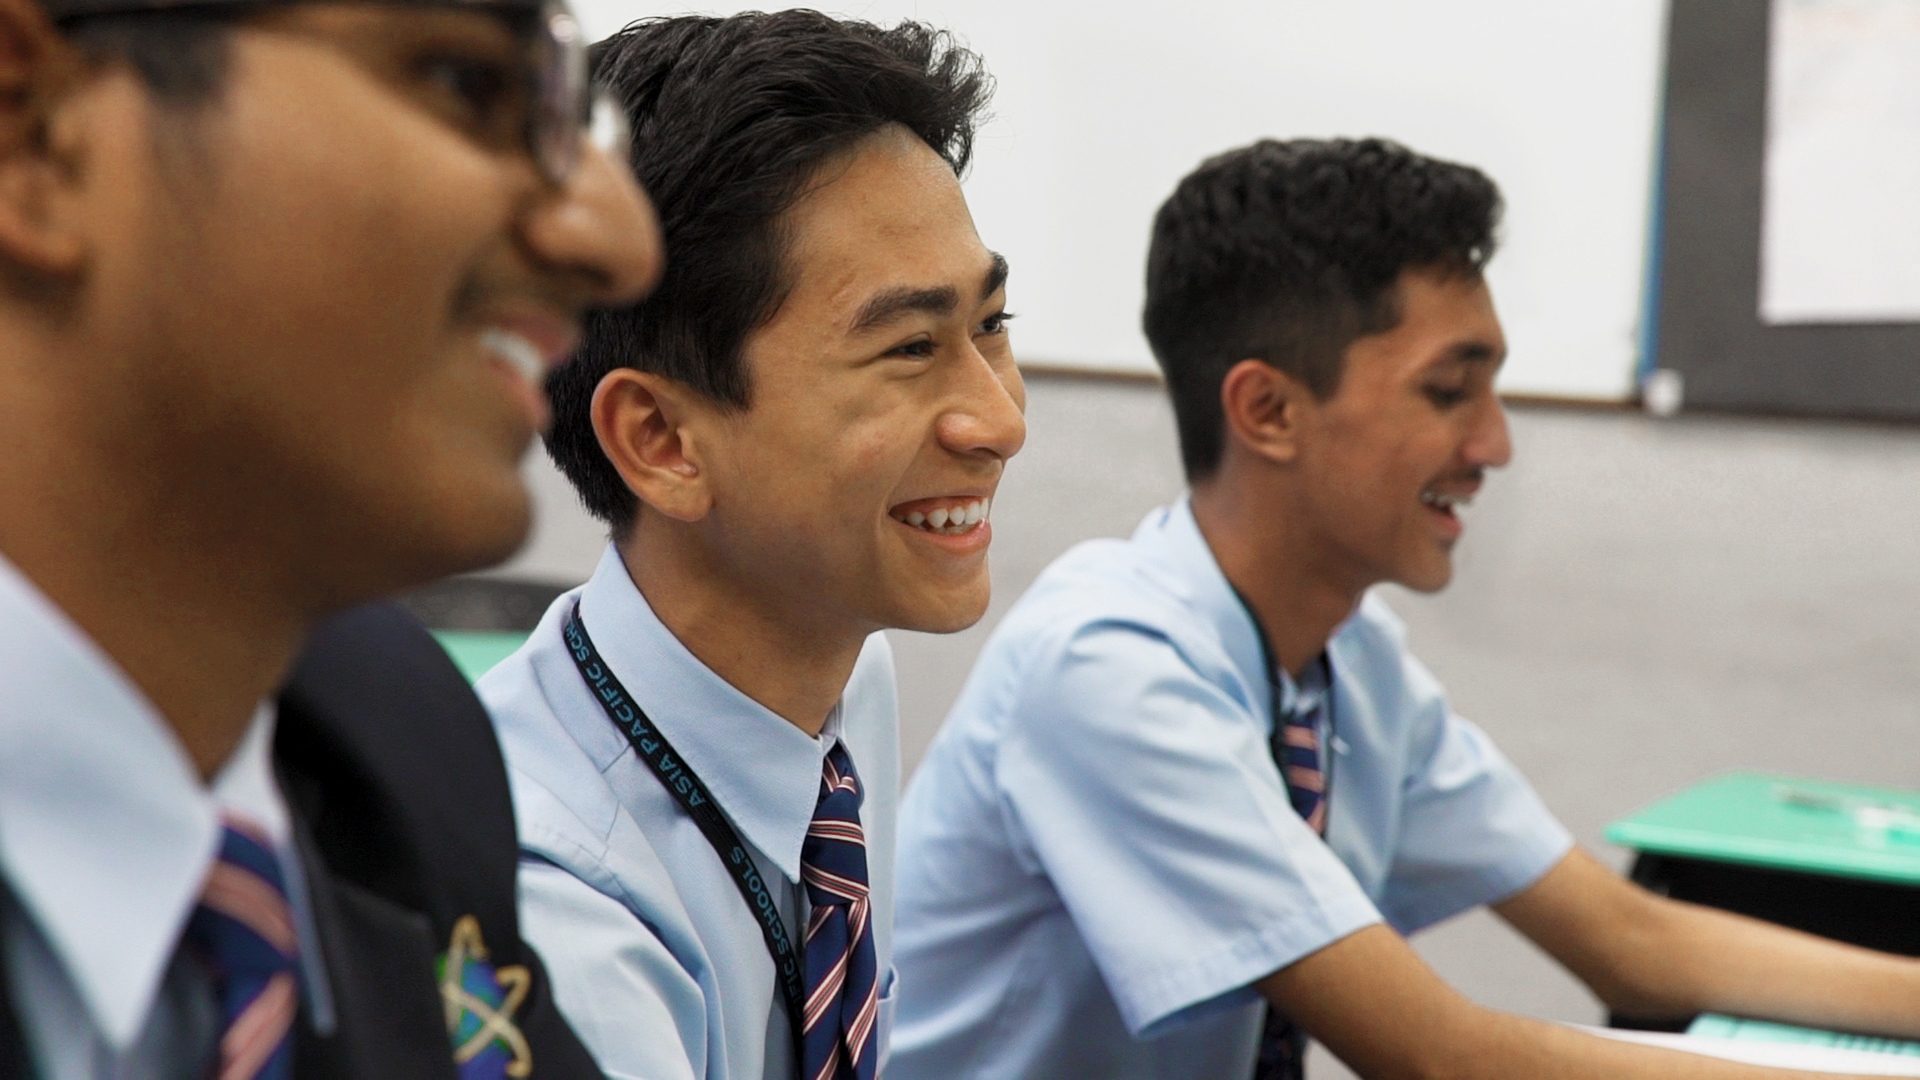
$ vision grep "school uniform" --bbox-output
[888,498,1573,1080]
[480,544,902,1080]
[0,555,598,1078]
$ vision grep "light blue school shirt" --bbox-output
[0,554,330,1080]
[480,545,902,1080]
[890,499,1572,1080]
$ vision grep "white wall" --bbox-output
[574,0,1669,401]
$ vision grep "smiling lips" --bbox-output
[480,317,584,431]
[1419,486,1478,543]
[890,497,991,536]
[1419,489,1473,515]
[482,328,547,384]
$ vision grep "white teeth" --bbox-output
[482,329,544,385]
[893,498,991,534]
[1421,491,1471,510]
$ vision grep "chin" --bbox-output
[456,495,535,571]
[1398,562,1455,594]
[888,580,992,635]
[402,482,534,585]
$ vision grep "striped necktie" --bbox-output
[185,817,299,1080]
[1255,660,1330,1080]
[799,744,880,1080]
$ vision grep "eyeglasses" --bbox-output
[524,2,629,186]
[53,0,627,187]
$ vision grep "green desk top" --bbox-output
[1690,1013,1920,1057]
[1606,772,1920,886]
[432,629,529,684]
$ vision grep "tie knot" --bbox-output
[801,744,871,910]
[192,816,299,971]
[816,742,864,815]
[1271,700,1328,838]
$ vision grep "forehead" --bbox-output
[774,126,990,320]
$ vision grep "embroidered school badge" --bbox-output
[438,915,533,1078]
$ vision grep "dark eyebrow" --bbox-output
[848,252,1011,336]
[849,285,956,336]
[1444,341,1505,365]
[981,252,1009,301]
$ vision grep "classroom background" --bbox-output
[476,2,1918,1075]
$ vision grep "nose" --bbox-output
[938,351,1027,463]
[1468,394,1514,469]
[520,143,664,307]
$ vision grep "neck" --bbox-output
[0,332,319,781]
[0,318,417,782]
[0,457,305,783]
[618,533,862,738]
[1190,478,1363,679]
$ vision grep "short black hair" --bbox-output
[1142,137,1502,482]
[545,10,993,532]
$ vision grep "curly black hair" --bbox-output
[545,10,994,533]
[1142,137,1502,482]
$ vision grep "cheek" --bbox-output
[761,376,920,491]
[834,426,907,483]
[208,177,476,336]
[206,73,515,345]
[183,169,521,462]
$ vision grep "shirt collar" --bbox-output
[575,544,835,882]
[1274,655,1331,719]
[1140,497,1279,727]
[1142,497,1341,726]
[0,554,314,1047]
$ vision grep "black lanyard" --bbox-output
[561,601,807,1059]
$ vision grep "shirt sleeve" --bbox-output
[995,619,1383,1039]
[1365,622,1574,934]
[516,858,703,1080]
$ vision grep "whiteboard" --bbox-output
[573,0,1668,401]
[1761,0,1920,325]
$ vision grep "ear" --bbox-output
[0,0,86,277]
[1218,358,1310,467]
[590,368,714,524]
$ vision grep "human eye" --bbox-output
[412,50,525,145]
[885,336,938,361]
[976,310,1017,337]
[1422,383,1469,409]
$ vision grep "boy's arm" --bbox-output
[516,858,704,1080]
[1257,922,1894,1080]
[1494,848,1920,1039]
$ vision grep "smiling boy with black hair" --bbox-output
[0,0,660,1072]
[890,136,1920,1080]
[479,12,1025,1079]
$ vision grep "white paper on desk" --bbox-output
[1576,1024,1920,1076]
[1759,0,1920,325]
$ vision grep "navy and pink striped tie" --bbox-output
[1275,694,1326,834]
[1255,671,1328,1080]
[185,817,299,1080]
[800,744,880,1080]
